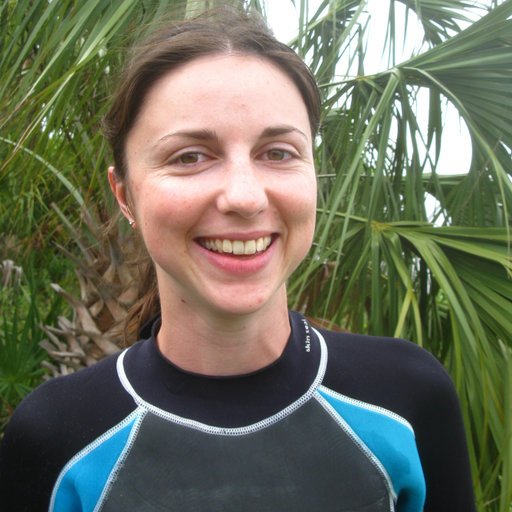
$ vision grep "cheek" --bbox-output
[135,184,199,241]
[292,174,317,225]
[279,176,317,243]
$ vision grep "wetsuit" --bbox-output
[0,312,475,511]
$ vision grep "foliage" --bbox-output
[286,1,512,510]
[0,260,61,433]
[0,0,511,510]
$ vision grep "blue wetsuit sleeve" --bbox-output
[0,354,133,512]
[319,330,476,511]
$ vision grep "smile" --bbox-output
[199,236,272,255]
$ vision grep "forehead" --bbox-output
[146,52,297,94]
[128,53,311,141]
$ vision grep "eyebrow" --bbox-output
[153,129,219,149]
[153,125,308,149]
[260,125,309,141]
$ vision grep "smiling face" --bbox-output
[109,54,317,323]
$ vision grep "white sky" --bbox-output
[265,0,473,178]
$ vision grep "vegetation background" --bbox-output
[1,0,511,510]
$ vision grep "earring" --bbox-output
[129,219,136,228]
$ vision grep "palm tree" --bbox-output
[0,1,511,510]
[286,3,512,510]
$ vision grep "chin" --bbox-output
[205,287,286,320]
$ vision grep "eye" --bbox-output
[262,148,294,161]
[174,152,207,165]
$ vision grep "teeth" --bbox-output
[245,240,256,254]
[233,241,244,255]
[222,240,232,253]
[201,236,272,255]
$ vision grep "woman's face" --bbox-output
[110,54,317,320]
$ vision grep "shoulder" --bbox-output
[319,328,449,384]
[317,329,459,426]
[316,329,476,510]
[11,351,128,433]
[0,351,134,460]
[0,351,136,511]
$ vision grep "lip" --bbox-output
[194,234,278,275]
[196,233,273,255]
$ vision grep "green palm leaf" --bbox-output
[286,2,512,510]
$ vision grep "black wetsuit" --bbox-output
[0,312,475,511]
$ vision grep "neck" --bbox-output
[156,293,291,376]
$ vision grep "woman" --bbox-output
[0,8,475,511]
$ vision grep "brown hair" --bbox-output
[103,6,321,342]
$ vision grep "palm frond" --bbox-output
[286,2,512,510]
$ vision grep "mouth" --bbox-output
[198,235,273,256]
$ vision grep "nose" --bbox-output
[216,159,269,218]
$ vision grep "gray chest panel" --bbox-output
[102,399,391,511]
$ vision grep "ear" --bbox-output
[108,166,134,223]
